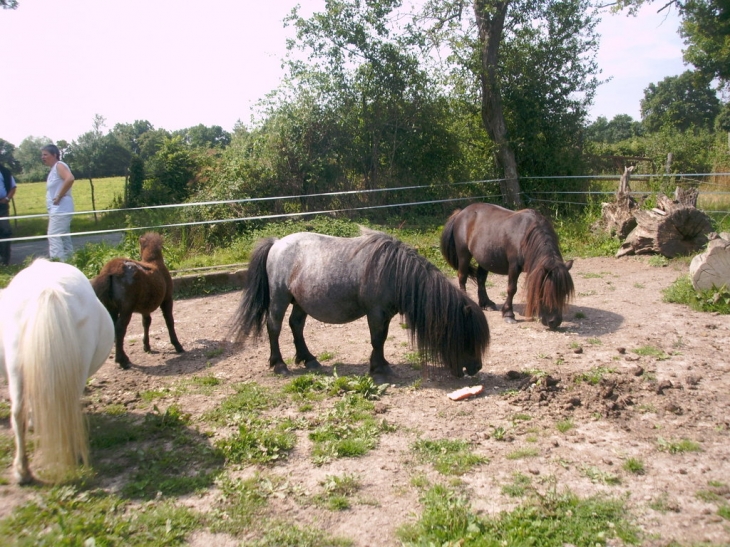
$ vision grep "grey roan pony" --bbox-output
[231,230,490,380]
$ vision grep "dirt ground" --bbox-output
[1,255,729,545]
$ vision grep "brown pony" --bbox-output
[91,232,183,368]
[441,203,574,330]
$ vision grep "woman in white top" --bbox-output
[41,144,75,261]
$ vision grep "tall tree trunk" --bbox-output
[474,0,523,209]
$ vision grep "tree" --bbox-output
[640,70,720,132]
[1,0,18,9]
[16,136,52,182]
[144,136,199,204]
[419,0,600,205]
[110,120,155,156]
[173,124,231,149]
[586,114,643,143]
[0,139,21,173]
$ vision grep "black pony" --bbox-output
[441,203,574,330]
[231,230,490,381]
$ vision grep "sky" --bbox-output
[0,0,688,147]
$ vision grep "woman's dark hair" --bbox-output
[41,144,61,159]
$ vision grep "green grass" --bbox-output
[309,393,395,464]
[664,274,730,315]
[632,345,671,360]
[657,437,703,454]
[9,176,126,237]
[505,447,540,460]
[397,484,640,546]
[556,419,574,433]
[623,457,646,475]
[314,473,363,510]
[575,366,616,385]
[501,473,533,498]
[411,438,489,475]
[0,485,201,546]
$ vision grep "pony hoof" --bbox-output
[272,364,291,375]
[14,470,33,486]
[503,316,517,324]
[481,303,498,311]
[117,359,131,370]
[174,345,185,353]
[304,360,322,370]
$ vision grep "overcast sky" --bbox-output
[0,0,687,147]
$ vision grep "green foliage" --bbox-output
[248,522,353,547]
[632,345,670,360]
[397,485,640,546]
[641,70,720,133]
[623,457,646,475]
[309,393,394,464]
[501,473,533,498]
[585,114,643,144]
[216,418,297,465]
[663,274,730,314]
[411,438,489,475]
[143,136,201,205]
[657,437,703,454]
[283,370,388,401]
[0,486,201,546]
[576,366,616,385]
[314,473,362,510]
[556,419,574,433]
[505,447,540,460]
[14,135,52,182]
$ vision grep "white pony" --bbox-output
[0,259,114,484]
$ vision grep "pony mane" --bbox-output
[521,214,574,317]
[139,232,164,262]
[358,232,489,373]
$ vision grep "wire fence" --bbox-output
[3,172,730,246]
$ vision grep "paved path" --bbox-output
[6,232,124,266]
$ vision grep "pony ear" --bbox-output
[564,260,574,270]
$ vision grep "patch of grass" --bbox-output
[0,485,201,546]
[0,435,14,475]
[397,484,640,546]
[556,419,574,433]
[505,447,540,460]
[283,371,387,402]
[103,403,128,415]
[411,438,489,475]
[404,351,424,369]
[511,413,532,423]
[249,521,353,547]
[719,505,730,521]
[663,274,730,315]
[204,346,225,359]
[633,282,645,289]
[648,255,669,267]
[649,492,679,513]
[491,426,508,441]
[579,272,605,279]
[632,345,670,360]
[657,437,702,454]
[309,394,395,465]
[582,465,621,485]
[501,472,533,498]
[576,366,615,385]
[623,457,646,475]
[573,311,586,319]
[208,473,280,534]
[204,382,280,425]
[217,417,298,465]
[0,400,9,420]
[586,337,602,345]
[314,473,362,511]
[318,351,336,361]
[140,389,169,403]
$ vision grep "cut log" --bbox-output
[597,166,638,238]
[689,233,730,291]
[616,193,713,258]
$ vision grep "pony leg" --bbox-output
[142,314,152,352]
[502,267,520,324]
[160,299,184,353]
[289,303,320,370]
[8,370,31,484]
[367,310,394,382]
[114,312,133,368]
[476,267,497,310]
[265,300,290,375]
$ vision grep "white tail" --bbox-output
[19,286,88,482]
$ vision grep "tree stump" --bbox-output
[616,194,713,258]
[689,232,730,290]
[597,166,638,239]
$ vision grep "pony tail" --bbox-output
[20,287,87,483]
[439,211,461,271]
[231,238,275,344]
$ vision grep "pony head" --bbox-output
[526,259,574,330]
[445,298,488,377]
[139,232,164,262]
